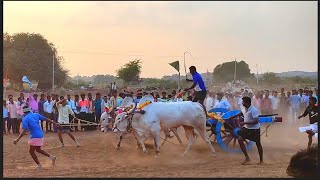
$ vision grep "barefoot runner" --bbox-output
[237,96,264,165]
[56,98,80,147]
[298,97,318,148]
[13,106,58,171]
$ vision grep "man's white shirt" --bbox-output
[57,104,74,124]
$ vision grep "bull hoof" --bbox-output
[155,154,159,158]
[211,153,217,157]
[116,146,120,150]
[143,149,148,153]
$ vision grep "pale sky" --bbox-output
[3,1,318,78]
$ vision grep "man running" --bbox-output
[13,106,58,171]
[298,97,318,148]
[237,96,263,165]
[184,66,208,113]
[56,98,80,147]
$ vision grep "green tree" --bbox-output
[93,74,116,85]
[116,59,142,84]
[213,60,255,83]
[3,32,69,90]
[286,76,317,86]
[261,72,282,85]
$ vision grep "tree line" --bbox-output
[3,32,317,91]
[3,32,68,90]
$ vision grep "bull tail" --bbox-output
[197,102,208,117]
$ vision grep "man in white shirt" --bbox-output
[56,98,80,148]
[7,97,19,134]
[270,91,280,114]
[214,93,231,110]
[112,82,117,90]
[237,96,263,165]
[66,94,75,123]
[44,95,54,133]
[287,89,303,123]
[204,91,215,111]
[6,94,15,105]
[101,96,110,114]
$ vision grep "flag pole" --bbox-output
[178,72,180,91]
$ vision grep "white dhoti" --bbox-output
[299,123,318,136]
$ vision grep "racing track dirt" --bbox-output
[3,120,315,178]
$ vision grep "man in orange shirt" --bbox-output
[78,94,89,131]
[87,93,95,131]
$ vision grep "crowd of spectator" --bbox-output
[3,86,318,135]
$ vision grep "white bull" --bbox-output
[100,112,113,132]
[114,112,183,149]
[113,101,216,157]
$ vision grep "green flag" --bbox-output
[169,60,180,72]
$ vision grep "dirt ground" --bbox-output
[3,118,316,178]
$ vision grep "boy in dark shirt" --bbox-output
[298,97,318,148]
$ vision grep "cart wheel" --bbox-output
[206,119,217,143]
[215,120,254,153]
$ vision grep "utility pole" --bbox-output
[77,72,79,85]
[256,64,259,85]
[206,69,209,86]
[178,72,180,91]
[233,57,237,82]
[52,48,55,91]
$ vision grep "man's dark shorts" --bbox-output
[57,124,71,132]
[192,91,207,102]
[238,127,261,143]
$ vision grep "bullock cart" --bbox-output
[206,108,282,153]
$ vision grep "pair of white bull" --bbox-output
[100,95,217,157]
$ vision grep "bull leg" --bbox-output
[171,128,183,145]
[131,129,141,149]
[194,127,216,156]
[140,136,148,153]
[161,129,171,146]
[152,131,161,157]
[182,125,195,157]
[192,130,198,144]
[161,132,168,146]
[116,131,128,150]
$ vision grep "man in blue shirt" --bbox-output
[3,100,9,134]
[94,93,102,125]
[184,66,208,113]
[13,106,59,171]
